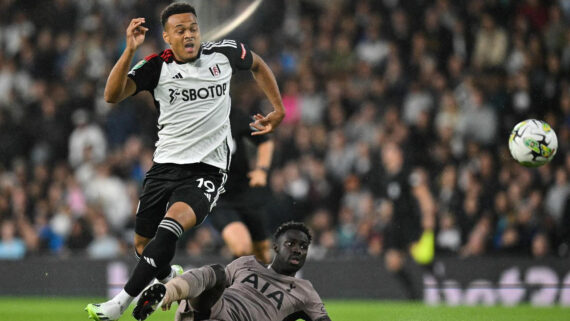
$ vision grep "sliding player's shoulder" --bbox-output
[229,255,259,268]
[295,277,317,292]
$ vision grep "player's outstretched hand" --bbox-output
[248,169,268,187]
[249,111,284,136]
[126,18,148,51]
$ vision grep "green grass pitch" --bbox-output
[0,297,568,321]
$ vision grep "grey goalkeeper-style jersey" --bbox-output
[127,40,253,170]
[207,256,329,321]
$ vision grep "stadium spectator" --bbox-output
[0,219,26,259]
[0,0,567,268]
[68,109,107,168]
[86,216,123,259]
[472,13,508,70]
[84,163,132,232]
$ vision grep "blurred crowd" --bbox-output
[0,0,569,262]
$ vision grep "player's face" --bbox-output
[274,230,309,275]
[163,12,201,62]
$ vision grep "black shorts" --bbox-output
[207,187,269,242]
[135,162,227,238]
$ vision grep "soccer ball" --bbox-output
[508,119,558,167]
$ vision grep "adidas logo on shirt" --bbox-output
[143,256,157,267]
[172,72,183,79]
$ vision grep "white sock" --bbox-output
[112,289,135,313]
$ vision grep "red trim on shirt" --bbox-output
[160,49,174,62]
[240,43,246,60]
[144,53,158,61]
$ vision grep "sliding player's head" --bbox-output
[271,221,312,276]
[161,2,201,62]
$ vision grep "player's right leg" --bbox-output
[208,203,252,259]
[240,189,271,263]
[185,264,227,321]
[124,202,196,300]
[252,239,272,264]
[221,221,253,258]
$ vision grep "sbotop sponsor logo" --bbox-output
[168,82,228,104]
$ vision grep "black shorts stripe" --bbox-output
[225,139,231,171]
[210,171,227,212]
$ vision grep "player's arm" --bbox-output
[411,168,435,231]
[302,286,331,321]
[248,140,274,187]
[249,52,285,136]
[104,18,147,103]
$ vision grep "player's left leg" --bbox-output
[124,202,197,302]
[88,165,224,321]
[126,166,225,304]
[87,171,176,321]
[134,234,183,283]
[89,205,196,321]
[134,234,151,258]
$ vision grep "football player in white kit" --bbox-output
[86,3,285,321]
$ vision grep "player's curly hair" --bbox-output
[161,2,197,27]
[273,221,312,244]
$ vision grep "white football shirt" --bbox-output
[128,39,253,170]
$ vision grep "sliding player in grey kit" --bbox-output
[134,222,332,321]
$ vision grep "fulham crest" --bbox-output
[209,64,221,77]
